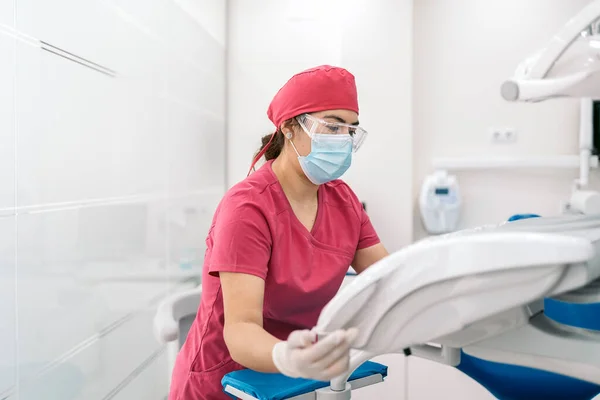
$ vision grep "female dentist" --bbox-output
[169,65,389,400]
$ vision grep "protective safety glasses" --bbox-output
[296,113,368,152]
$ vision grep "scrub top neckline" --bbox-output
[266,159,324,238]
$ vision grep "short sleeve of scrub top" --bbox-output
[355,193,380,250]
[207,199,271,280]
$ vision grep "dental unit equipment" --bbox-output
[153,2,600,398]
[419,170,461,235]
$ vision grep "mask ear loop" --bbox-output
[247,131,276,177]
[286,131,302,157]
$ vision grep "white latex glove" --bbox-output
[272,328,358,381]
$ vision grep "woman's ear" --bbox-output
[281,117,299,132]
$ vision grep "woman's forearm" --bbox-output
[224,321,282,372]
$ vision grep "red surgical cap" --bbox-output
[267,65,359,129]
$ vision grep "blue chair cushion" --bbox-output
[544,298,600,331]
[457,350,600,400]
[222,361,388,400]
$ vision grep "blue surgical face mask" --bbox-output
[289,133,353,185]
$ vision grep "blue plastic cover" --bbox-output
[222,361,388,400]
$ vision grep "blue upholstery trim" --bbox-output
[544,298,600,331]
[507,213,541,222]
[222,361,388,400]
[457,350,600,400]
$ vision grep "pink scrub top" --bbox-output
[168,159,380,400]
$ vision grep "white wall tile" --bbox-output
[200,117,227,187]
[17,0,171,98]
[110,348,170,400]
[16,204,168,381]
[0,30,16,399]
[0,0,14,27]
[91,2,169,97]
[106,0,170,36]
[162,2,225,72]
[77,204,151,263]
[165,56,225,116]
[18,360,86,400]
[106,0,226,67]
[167,105,225,192]
[172,0,227,47]
[0,217,16,398]
[18,310,167,400]
[17,209,99,373]
[106,0,227,63]
[166,190,223,271]
[16,0,118,70]
[0,33,15,212]
[110,89,168,197]
[78,310,167,399]
[16,43,119,207]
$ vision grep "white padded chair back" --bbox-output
[315,231,594,355]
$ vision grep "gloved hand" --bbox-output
[272,328,358,381]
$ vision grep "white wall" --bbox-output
[227,0,413,398]
[413,0,595,240]
[409,1,594,399]
[0,0,226,399]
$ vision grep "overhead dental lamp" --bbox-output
[502,1,600,216]
[501,1,600,102]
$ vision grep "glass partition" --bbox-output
[0,0,226,398]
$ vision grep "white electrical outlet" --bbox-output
[489,127,517,143]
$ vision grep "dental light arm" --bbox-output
[501,2,600,210]
[502,0,600,102]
